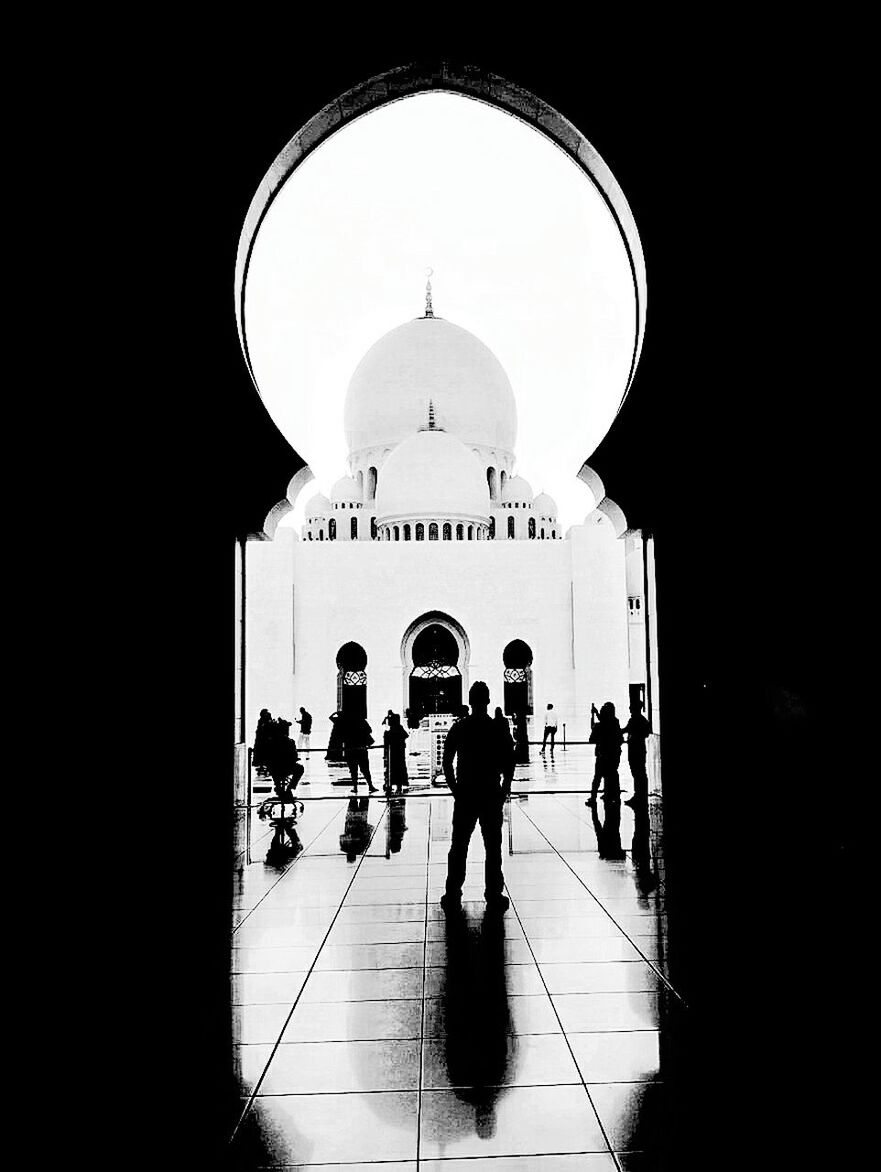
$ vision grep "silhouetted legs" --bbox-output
[540,727,556,754]
[347,748,377,792]
[587,758,620,805]
[445,797,505,902]
[626,750,648,806]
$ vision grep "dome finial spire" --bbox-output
[423,267,434,318]
[420,397,443,432]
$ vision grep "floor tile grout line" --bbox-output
[230,799,392,1144]
[233,802,348,934]
[416,800,432,1168]
[514,801,686,1007]
[505,886,623,1172]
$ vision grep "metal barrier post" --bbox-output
[562,723,566,751]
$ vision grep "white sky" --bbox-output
[244,92,638,532]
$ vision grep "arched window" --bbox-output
[429,523,438,541]
[477,527,483,540]
[416,523,424,541]
[487,467,497,500]
[319,531,324,541]
[551,529,556,540]
[394,525,400,541]
[368,467,377,500]
[328,519,336,540]
[500,470,507,495]
[541,528,545,539]
[337,641,368,722]
[403,524,411,541]
[467,525,473,540]
[507,515,515,539]
[528,517,536,539]
[503,639,534,717]
[489,516,495,539]
[357,470,364,497]
[351,516,358,540]
[443,523,452,540]
[456,523,464,540]
[370,517,377,540]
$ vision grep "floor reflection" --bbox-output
[436,907,515,1137]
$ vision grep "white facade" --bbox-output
[246,306,644,747]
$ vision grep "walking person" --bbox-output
[585,701,624,807]
[383,712,409,793]
[295,707,312,752]
[326,710,346,761]
[441,681,515,914]
[623,700,652,807]
[343,711,378,793]
[540,703,558,756]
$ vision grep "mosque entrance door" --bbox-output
[409,623,462,720]
[336,642,368,720]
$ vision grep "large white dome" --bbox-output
[374,429,490,522]
[344,318,517,455]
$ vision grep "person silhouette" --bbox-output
[585,701,624,806]
[252,708,273,776]
[513,710,529,765]
[441,681,515,913]
[325,710,345,761]
[493,706,513,749]
[540,703,558,756]
[383,712,409,793]
[266,718,302,799]
[339,796,373,861]
[295,707,312,752]
[623,699,652,807]
[343,711,378,793]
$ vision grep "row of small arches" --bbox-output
[380,522,487,541]
[308,516,558,541]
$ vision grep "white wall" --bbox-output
[245,520,630,750]
[245,528,296,739]
[570,513,631,741]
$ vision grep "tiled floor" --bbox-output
[229,745,678,1169]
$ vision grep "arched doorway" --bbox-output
[503,639,533,717]
[336,641,367,720]
[401,613,469,722]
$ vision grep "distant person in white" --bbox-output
[540,703,558,756]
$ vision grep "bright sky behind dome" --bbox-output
[244,91,638,533]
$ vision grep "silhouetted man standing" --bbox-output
[623,700,652,807]
[441,681,515,913]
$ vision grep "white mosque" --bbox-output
[246,288,650,752]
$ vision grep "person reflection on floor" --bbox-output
[440,907,515,1142]
[387,796,407,854]
[339,796,373,862]
[260,799,304,868]
[589,791,626,861]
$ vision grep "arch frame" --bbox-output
[235,61,646,433]
[400,610,471,715]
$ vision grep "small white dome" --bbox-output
[502,475,533,503]
[330,476,361,504]
[533,491,557,516]
[345,318,517,455]
[375,430,490,522]
[304,492,331,518]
